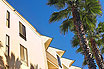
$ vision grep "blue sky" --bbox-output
[6,0,104,69]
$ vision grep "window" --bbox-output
[20,44,28,64]
[19,22,26,40]
[6,11,10,28]
[5,35,10,56]
[57,55,62,68]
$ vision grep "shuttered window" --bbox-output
[6,11,10,28]
[19,22,26,40]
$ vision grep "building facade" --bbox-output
[0,0,81,69]
[46,47,81,69]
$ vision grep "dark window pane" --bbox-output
[19,22,26,40]
[23,25,26,37]
[57,55,62,68]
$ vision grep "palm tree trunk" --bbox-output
[72,5,96,69]
[90,38,104,69]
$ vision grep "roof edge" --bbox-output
[1,0,41,37]
[69,60,75,67]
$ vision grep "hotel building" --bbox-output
[0,0,81,69]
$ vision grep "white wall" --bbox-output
[0,0,48,69]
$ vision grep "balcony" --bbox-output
[46,51,59,69]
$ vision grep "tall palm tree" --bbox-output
[71,22,104,69]
[72,33,104,69]
[88,28,104,69]
[47,0,102,68]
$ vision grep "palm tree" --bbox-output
[88,28,104,69]
[30,63,40,69]
[30,63,35,69]
[0,41,22,69]
[71,22,104,69]
[72,33,104,69]
[79,3,104,68]
[47,0,102,68]
[5,53,22,69]
[0,41,5,68]
[0,53,22,69]
[0,56,5,69]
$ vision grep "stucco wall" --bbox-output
[0,0,48,69]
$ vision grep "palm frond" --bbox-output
[49,8,71,23]
[71,35,80,48]
[85,0,102,15]
[101,46,104,54]
[76,47,82,53]
[96,22,104,33]
[60,18,74,34]
[47,0,68,9]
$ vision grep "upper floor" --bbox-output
[0,0,52,69]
